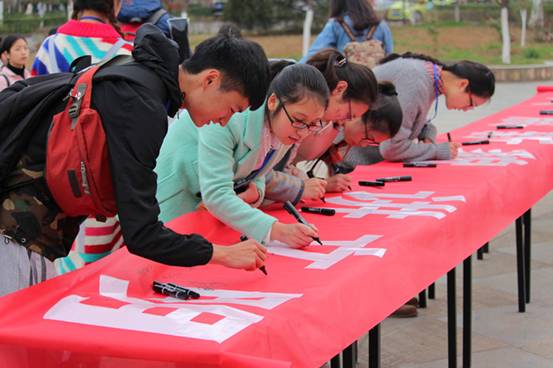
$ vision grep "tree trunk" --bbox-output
[520,9,527,47]
[454,3,460,23]
[501,6,511,64]
[529,0,544,28]
[67,0,73,20]
[302,2,314,58]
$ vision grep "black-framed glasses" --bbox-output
[360,122,379,146]
[277,95,323,133]
[468,92,476,109]
[347,100,353,121]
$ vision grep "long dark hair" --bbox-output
[72,0,122,36]
[306,48,378,107]
[363,82,402,137]
[267,63,330,114]
[380,52,495,99]
[330,0,379,31]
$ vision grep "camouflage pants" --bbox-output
[0,178,83,262]
[0,236,56,297]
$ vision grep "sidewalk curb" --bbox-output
[489,63,553,82]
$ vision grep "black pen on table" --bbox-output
[283,201,323,245]
[240,235,268,275]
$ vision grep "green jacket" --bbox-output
[155,106,301,242]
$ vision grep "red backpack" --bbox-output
[45,65,116,221]
[44,57,164,221]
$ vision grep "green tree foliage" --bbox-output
[224,0,329,33]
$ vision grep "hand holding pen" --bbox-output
[283,201,323,246]
[270,221,320,248]
[240,235,268,275]
[446,132,461,159]
[302,177,327,203]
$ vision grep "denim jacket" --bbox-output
[300,15,393,63]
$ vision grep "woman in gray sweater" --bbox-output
[345,52,496,165]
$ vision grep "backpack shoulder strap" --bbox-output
[100,39,128,63]
[147,8,168,26]
[337,18,356,42]
[0,73,9,87]
[366,24,378,40]
[93,56,167,102]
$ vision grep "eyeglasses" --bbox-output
[277,95,323,133]
[360,122,379,147]
[469,92,476,109]
[347,100,353,121]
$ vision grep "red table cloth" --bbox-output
[0,88,552,368]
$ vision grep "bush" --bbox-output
[523,48,541,59]
[0,13,66,34]
[223,0,329,34]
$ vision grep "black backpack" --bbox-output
[0,56,165,191]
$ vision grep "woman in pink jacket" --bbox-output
[0,35,30,92]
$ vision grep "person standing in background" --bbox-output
[300,0,393,63]
[32,0,131,75]
[0,36,31,92]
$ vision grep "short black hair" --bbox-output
[182,33,269,111]
[363,82,402,137]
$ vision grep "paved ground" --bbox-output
[351,82,553,368]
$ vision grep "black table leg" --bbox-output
[419,289,427,308]
[447,267,457,368]
[463,256,472,368]
[369,324,381,368]
[483,242,490,254]
[523,209,532,304]
[429,283,436,300]
[515,217,526,313]
[477,245,484,260]
[330,354,341,368]
[343,342,355,368]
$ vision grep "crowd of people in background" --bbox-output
[0,0,495,324]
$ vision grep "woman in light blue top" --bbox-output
[300,0,393,63]
[156,64,330,248]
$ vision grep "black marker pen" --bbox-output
[461,140,490,146]
[375,176,412,182]
[359,180,385,187]
[497,125,524,129]
[403,162,437,168]
[301,207,336,216]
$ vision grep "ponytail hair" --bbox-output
[363,82,402,138]
[269,59,295,81]
[306,48,378,106]
[72,0,123,37]
[380,52,495,99]
[267,63,330,113]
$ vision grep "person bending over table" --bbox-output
[0,26,272,297]
[291,82,402,187]
[156,64,329,248]
[268,49,379,199]
[344,52,496,167]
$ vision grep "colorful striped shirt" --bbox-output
[32,19,132,76]
[34,20,132,275]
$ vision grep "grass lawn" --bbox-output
[190,22,553,65]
